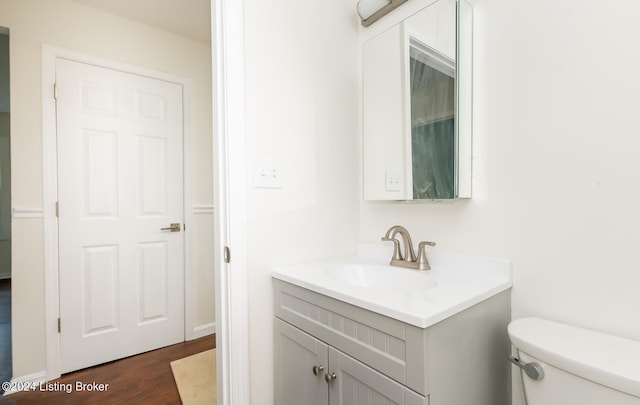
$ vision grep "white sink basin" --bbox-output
[324,264,438,292]
[272,246,512,328]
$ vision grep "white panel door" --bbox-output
[56,58,185,373]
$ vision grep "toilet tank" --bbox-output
[508,317,640,405]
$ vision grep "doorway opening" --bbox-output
[0,26,12,393]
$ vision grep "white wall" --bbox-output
[359,0,640,404]
[0,0,214,379]
[242,0,360,401]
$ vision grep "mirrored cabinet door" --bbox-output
[362,0,472,201]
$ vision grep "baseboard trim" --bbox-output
[2,370,47,396]
[190,322,216,340]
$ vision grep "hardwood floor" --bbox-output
[0,334,215,405]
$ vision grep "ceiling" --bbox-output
[70,0,211,43]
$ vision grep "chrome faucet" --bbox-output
[381,225,436,270]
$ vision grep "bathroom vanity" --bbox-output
[272,249,512,405]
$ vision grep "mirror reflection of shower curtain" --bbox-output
[409,45,455,199]
[411,119,454,199]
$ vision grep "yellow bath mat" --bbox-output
[170,349,216,404]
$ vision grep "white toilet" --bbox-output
[508,317,640,405]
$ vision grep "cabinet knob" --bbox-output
[312,365,324,376]
[324,372,337,384]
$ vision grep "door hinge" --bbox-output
[55,201,60,218]
[57,318,61,333]
[53,83,58,100]
[223,246,231,263]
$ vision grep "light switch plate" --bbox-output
[254,158,283,189]
[385,169,401,191]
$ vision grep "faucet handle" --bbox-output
[381,237,404,261]
[416,241,436,270]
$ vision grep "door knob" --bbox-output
[160,223,181,232]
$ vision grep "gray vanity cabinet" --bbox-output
[275,318,426,405]
[275,318,328,405]
[273,278,511,405]
[328,346,426,405]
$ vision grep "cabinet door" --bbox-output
[275,318,328,405]
[328,347,428,405]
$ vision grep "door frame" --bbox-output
[211,1,251,404]
[41,45,200,380]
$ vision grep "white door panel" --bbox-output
[56,58,185,373]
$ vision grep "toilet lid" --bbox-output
[508,317,640,398]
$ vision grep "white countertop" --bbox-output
[272,244,512,328]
